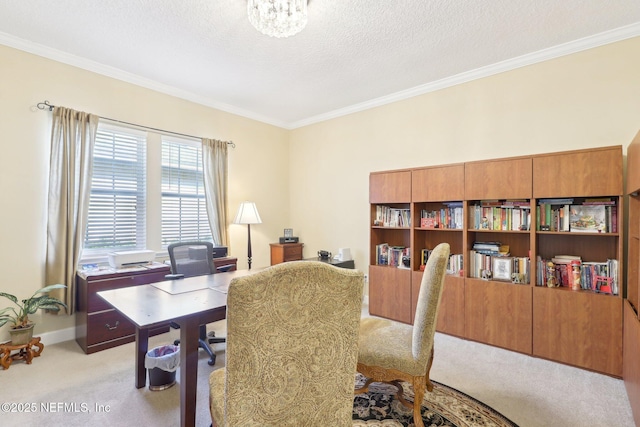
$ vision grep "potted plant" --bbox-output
[0,284,67,345]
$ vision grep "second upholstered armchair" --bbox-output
[209,261,364,427]
[354,242,450,427]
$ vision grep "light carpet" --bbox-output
[0,317,634,426]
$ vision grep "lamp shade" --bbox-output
[233,202,262,225]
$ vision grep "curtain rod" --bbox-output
[36,100,236,148]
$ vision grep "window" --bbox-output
[161,138,212,245]
[84,127,146,253]
[82,124,212,260]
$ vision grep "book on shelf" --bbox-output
[537,200,573,232]
[421,249,463,274]
[582,197,616,205]
[390,246,410,268]
[420,217,438,228]
[536,255,618,295]
[581,260,619,295]
[420,248,432,270]
[420,203,463,229]
[374,206,411,227]
[376,244,410,268]
[472,201,530,231]
[376,243,389,265]
[472,241,509,256]
[446,254,463,276]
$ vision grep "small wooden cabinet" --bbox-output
[76,264,171,354]
[270,243,304,265]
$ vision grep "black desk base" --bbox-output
[304,257,355,269]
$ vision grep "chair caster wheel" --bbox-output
[208,357,216,366]
[174,339,180,346]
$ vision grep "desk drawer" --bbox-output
[87,271,169,312]
[86,310,136,346]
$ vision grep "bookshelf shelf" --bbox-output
[369,145,623,377]
[536,230,620,236]
[468,229,530,234]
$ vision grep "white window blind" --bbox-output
[161,138,212,246]
[84,127,147,252]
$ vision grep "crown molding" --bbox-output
[2,23,639,131]
[288,23,640,129]
[0,31,289,129]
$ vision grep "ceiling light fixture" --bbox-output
[247,0,308,38]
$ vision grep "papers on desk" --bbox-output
[209,284,228,294]
[78,262,168,278]
[208,269,259,294]
[152,280,210,295]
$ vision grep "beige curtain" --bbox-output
[45,107,98,314]
[202,138,229,246]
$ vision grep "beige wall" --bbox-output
[2,36,640,342]
[0,45,290,341]
[289,36,640,289]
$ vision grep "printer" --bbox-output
[108,250,155,268]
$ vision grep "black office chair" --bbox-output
[166,241,225,366]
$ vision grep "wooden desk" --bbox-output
[76,257,237,354]
[98,269,252,427]
[303,257,355,269]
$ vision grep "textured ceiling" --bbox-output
[1,0,640,129]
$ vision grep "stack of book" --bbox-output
[471,200,531,231]
[419,249,463,276]
[375,243,410,268]
[537,198,617,233]
[420,202,463,229]
[374,206,411,228]
[535,255,619,295]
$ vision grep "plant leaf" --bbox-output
[0,292,18,304]
[30,284,66,298]
[25,296,67,314]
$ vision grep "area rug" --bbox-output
[352,375,518,427]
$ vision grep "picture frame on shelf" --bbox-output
[284,228,293,238]
[492,256,513,281]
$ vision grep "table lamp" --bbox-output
[233,202,262,269]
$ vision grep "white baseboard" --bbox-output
[39,326,76,345]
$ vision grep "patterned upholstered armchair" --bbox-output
[354,242,450,427]
[209,261,364,426]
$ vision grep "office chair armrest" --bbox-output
[165,273,185,280]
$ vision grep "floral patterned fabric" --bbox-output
[209,261,364,426]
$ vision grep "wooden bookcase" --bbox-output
[464,156,534,354]
[369,170,412,323]
[369,145,624,377]
[625,130,640,425]
[531,146,623,376]
[411,164,465,336]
